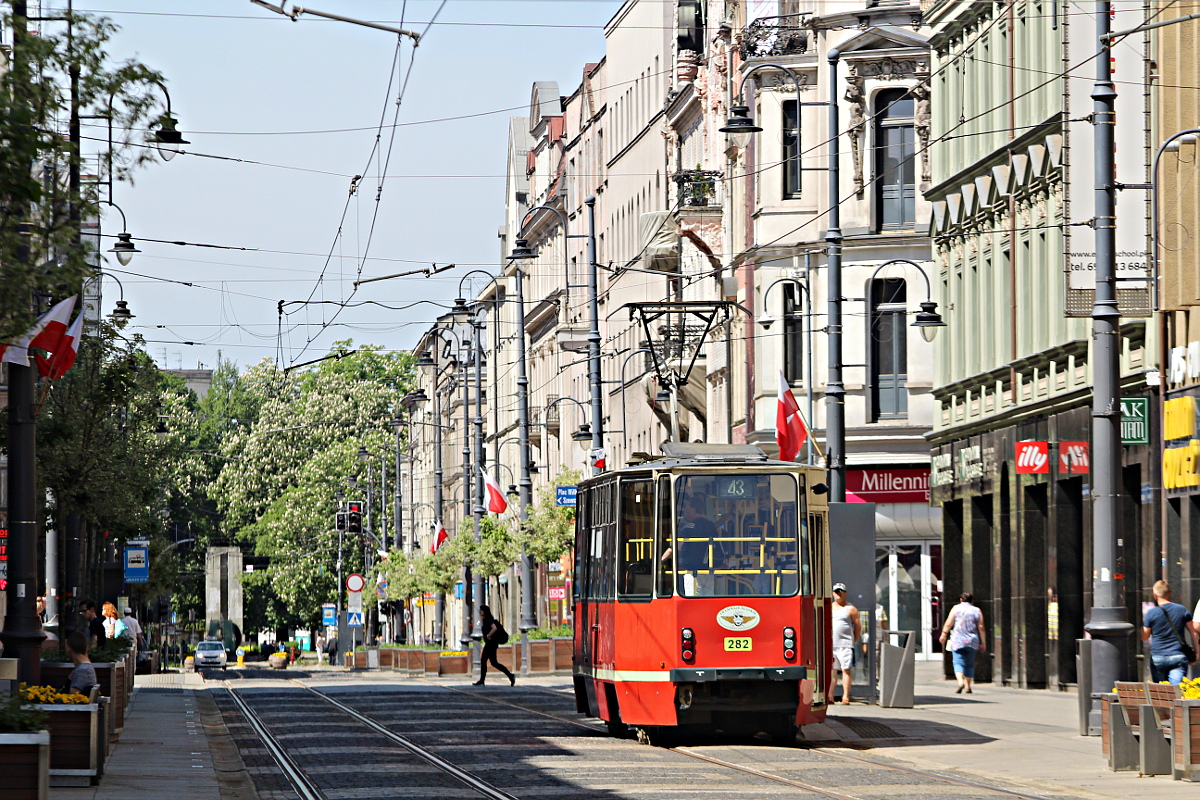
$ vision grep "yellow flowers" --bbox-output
[1182,677,1200,700]
[19,683,90,705]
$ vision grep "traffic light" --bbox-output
[335,511,347,531]
[157,594,171,622]
[347,501,362,534]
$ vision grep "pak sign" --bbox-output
[1121,396,1149,446]
[124,545,150,583]
[321,603,336,626]
[555,486,578,506]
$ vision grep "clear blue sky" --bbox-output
[73,0,620,370]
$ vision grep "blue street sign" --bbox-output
[321,604,336,626]
[555,486,578,507]
[124,546,150,583]
[347,611,363,627]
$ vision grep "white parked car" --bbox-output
[194,641,228,670]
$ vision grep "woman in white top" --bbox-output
[939,592,986,694]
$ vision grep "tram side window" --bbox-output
[575,487,591,600]
[618,479,654,598]
[655,475,673,597]
[598,481,617,601]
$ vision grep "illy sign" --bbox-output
[1015,441,1050,474]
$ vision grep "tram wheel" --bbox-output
[635,726,672,747]
[766,716,798,745]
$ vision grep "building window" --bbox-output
[869,278,907,420]
[783,99,801,198]
[783,284,804,383]
[875,89,916,230]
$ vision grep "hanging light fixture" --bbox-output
[108,232,140,266]
[152,113,189,161]
[508,238,537,260]
[719,105,762,151]
[109,299,134,327]
[911,301,946,343]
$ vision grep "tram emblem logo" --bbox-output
[717,605,760,631]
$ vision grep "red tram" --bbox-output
[572,443,832,743]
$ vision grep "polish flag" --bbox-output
[776,370,809,462]
[35,313,83,380]
[482,469,509,514]
[430,521,449,554]
[592,448,606,470]
[0,296,77,367]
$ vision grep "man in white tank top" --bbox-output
[831,583,861,705]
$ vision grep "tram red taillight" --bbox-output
[783,627,796,660]
[681,627,695,661]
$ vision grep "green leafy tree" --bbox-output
[0,8,170,342]
[453,516,518,580]
[207,344,415,636]
[518,469,580,564]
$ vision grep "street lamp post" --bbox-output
[514,202,604,475]
[334,487,346,663]
[1086,0,1135,716]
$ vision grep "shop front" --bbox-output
[848,467,942,661]
[929,400,1154,689]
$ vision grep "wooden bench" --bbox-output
[1106,681,1181,776]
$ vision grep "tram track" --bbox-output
[216,681,1089,800]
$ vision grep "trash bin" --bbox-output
[879,629,915,708]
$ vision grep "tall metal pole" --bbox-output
[470,309,486,640]
[460,351,473,648]
[825,49,847,501]
[514,264,536,675]
[803,252,815,466]
[0,0,47,685]
[1086,0,1133,712]
[585,195,605,475]
[433,385,445,645]
[364,469,374,647]
[336,513,344,662]
[393,436,402,551]
[379,452,387,548]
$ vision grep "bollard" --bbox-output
[236,647,244,667]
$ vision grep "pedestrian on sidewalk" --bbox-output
[472,605,515,686]
[315,634,326,665]
[1141,580,1197,685]
[831,583,861,705]
[65,630,97,695]
[940,592,986,694]
[121,607,144,649]
[81,601,106,648]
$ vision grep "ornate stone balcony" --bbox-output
[740,14,810,60]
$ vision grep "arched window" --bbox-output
[875,89,916,230]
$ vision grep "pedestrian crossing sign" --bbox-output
[347,611,363,627]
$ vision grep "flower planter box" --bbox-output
[438,652,469,675]
[268,654,289,670]
[40,662,119,739]
[1173,699,1200,781]
[424,650,440,675]
[0,730,51,800]
[552,637,573,672]
[113,661,127,732]
[528,640,551,673]
[34,704,100,786]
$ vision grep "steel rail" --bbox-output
[226,687,324,800]
[436,681,1057,800]
[300,684,520,800]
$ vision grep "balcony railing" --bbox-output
[674,169,724,208]
[740,14,810,60]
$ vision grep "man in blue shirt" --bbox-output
[1141,580,1198,685]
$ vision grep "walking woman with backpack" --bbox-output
[473,605,515,686]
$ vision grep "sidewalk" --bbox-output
[829,661,1196,800]
[51,671,256,800]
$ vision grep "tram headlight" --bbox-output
[681,627,695,661]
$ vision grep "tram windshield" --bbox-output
[668,473,804,598]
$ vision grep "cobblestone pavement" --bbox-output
[208,671,1102,800]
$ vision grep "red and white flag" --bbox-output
[592,448,606,471]
[776,370,809,462]
[35,313,83,380]
[481,469,509,514]
[430,520,449,554]
[0,296,77,367]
